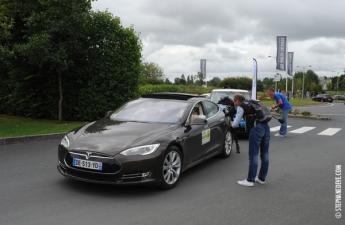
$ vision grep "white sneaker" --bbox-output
[237,179,254,187]
[255,177,266,184]
[275,133,286,137]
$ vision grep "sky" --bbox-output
[92,0,345,80]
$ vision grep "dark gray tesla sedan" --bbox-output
[57,93,233,189]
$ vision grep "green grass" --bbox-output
[0,115,86,138]
[261,98,323,107]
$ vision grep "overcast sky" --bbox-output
[92,0,345,80]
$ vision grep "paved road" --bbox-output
[1,104,344,225]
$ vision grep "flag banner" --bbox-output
[287,52,294,76]
[200,59,206,79]
[251,58,257,100]
[276,36,287,71]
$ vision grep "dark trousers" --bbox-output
[247,122,270,182]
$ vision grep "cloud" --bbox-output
[92,0,345,79]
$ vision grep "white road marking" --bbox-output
[270,125,291,132]
[289,126,316,134]
[318,128,342,136]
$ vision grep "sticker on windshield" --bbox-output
[202,129,211,145]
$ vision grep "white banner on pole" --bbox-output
[276,36,287,71]
[251,58,257,100]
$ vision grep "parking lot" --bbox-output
[0,103,344,225]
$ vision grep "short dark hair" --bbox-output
[233,94,245,103]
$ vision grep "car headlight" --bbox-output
[61,135,70,148]
[120,144,160,156]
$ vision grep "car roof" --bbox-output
[212,89,249,93]
[142,92,204,101]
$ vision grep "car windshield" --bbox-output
[110,98,188,123]
[210,91,250,103]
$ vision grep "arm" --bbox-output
[271,94,283,110]
[231,106,244,128]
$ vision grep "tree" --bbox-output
[179,74,186,85]
[0,1,142,121]
[262,77,275,90]
[139,62,164,84]
[174,77,181,84]
[165,78,171,84]
[208,77,222,87]
[220,77,252,90]
[294,70,322,95]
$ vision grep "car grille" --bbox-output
[59,147,122,174]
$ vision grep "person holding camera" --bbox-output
[235,95,271,187]
[267,88,292,137]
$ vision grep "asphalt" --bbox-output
[1,103,344,225]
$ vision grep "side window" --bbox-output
[189,102,205,123]
[202,101,219,118]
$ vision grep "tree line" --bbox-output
[0,0,141,121]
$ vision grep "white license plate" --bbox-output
[72,158,103,171]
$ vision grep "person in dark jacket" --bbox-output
[218,97,240,153]
[236,95,270,187]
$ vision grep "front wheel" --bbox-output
[220,130,233,158]
[158,146,182,189]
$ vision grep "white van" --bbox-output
[210,89,250,103]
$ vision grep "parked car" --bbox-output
[312,94,333,102]
[57,93,233,189]
[333,95,345,101]
[209,89,251,136]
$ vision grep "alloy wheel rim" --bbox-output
[225,131,233,155]
[163,151,181,185]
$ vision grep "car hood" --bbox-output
[68,118,177,155]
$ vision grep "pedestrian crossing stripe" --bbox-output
[289,126,316,134]
[270,126,342,136]
[318,128,342,136]
[270,125,291,132]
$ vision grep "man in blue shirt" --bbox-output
[268,88,292,137]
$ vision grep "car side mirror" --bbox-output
[190,115,207,125]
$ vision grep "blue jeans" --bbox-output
[247,122,270,182]
[280,109,290,135]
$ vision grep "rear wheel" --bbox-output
[158,146,182,189]
[221,130,233,158]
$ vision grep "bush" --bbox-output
[301,111,311,117]
[138,84,214,96]
[290,109,300,115]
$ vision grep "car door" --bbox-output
[202,100,224,155]
[183,102,209,165]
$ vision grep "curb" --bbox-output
[288,114,331,120]
[0,133,66,145]
[273,113,331,121]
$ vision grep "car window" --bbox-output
[189,102,205,123]
[202,101,219,118]
[110,98,188,123]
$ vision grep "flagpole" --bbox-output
[252,58,258,100]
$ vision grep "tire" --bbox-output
[220,130,233,158]
[158,146,182,189]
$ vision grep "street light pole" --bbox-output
[302,72,305,99]
[291,74,294,98]
[301,65,312,99]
